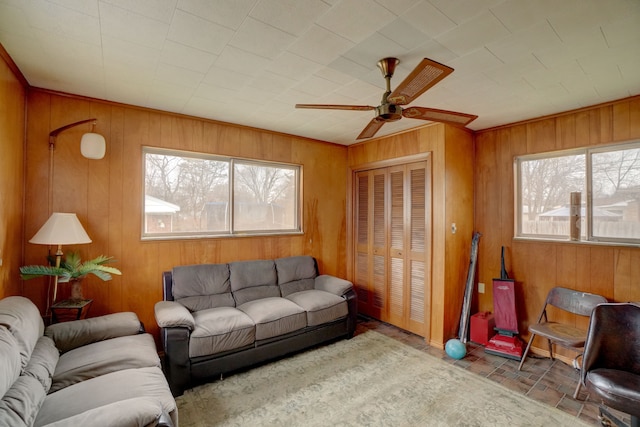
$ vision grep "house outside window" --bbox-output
[142,147,302,239]
[515,141,640,245]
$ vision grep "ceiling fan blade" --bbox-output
[387,58,453,105]
[357,117,386,139]
[403,106,478,127]
[295,104,375,111]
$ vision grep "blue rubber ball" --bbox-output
[445,339,467,360]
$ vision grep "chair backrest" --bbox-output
[545,287,608,317]
[581,303,640,382]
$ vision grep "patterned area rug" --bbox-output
[176,330,589,426]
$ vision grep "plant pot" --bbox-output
[69,279,84,301]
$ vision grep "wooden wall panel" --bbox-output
[23,90,348,342]
[347,124,474,347]
[475,95,640,361]
[0,50,26,299]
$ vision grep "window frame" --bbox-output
[141,146,303,240]
[514,140,640,246]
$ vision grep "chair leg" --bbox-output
[573,378,582,400]
[547,339,554,360]
[518,333,535,371]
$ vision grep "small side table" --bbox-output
[50,299,93,323]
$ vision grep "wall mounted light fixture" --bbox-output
[49,118,106,159]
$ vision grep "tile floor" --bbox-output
[357,316,629,426]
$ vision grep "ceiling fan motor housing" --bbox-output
[376,103,402,121]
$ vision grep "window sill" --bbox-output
[513,236,640,248]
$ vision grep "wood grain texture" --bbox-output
[23,90,348,343]
[475,95,640,360]
[0,52,26,299]
[347,124,474,347]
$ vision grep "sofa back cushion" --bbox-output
[0,297,44,369]
[172,264,235,311]
[230,260,279,306]
[276,256,317,297]
[23,336,58,393]
[0,375,45,427]
[0,326,21,399]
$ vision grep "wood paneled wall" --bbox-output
[475,96,640,359]
[23,90,348,340]
[0,48,26,299]
[347,124,475,347]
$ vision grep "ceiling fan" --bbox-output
[296,57,478,139]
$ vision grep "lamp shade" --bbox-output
[80,133,106,159]
[29,213,92,245]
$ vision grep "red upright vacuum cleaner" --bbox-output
[485,247,525,360]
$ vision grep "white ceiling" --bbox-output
[1,0,639,145]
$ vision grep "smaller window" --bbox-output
[142,147,302,239]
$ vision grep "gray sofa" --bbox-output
[0,296,177,427]
[155,255,357,396]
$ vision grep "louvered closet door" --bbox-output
[354,169,386,319]
[353,160,431,338]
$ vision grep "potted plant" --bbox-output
[20,251,122,302]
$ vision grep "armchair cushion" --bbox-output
[45,312,141,353]
[39,397,169,427]
[23,337,58,392]
[0,296,44,369]
[0,327,21,398]
[155,300,195,330]
[34,367,176,427]
[50,334,160,393]
[0,375,46,427]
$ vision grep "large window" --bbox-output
[515,141,640,245]
[142,147,301,239]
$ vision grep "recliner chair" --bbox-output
[581,302,640,427]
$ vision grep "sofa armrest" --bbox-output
[155,301,194,397]
[154,301,195,330]
[44,312,142,353]
[314,275,353,296]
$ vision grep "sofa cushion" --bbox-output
[0,326,21,398]
[276,256,317,297]
[45,312,142,353]
[230,260,280,305]
[50,333,160,393]
[0,375,46,427]
[34,367,176,427]
[0,296,44,369]
[238,297,306,340]
[172,263,235,311]
[39,396,167,427]
[23,336,58,393]
[286,290,348,326]
[190,307,255,358]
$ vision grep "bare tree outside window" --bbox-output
[516,141,640,244]
[142,147,301,239]
[234,162,297,231]
[591,147,640,240]
[519,153,585,237]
